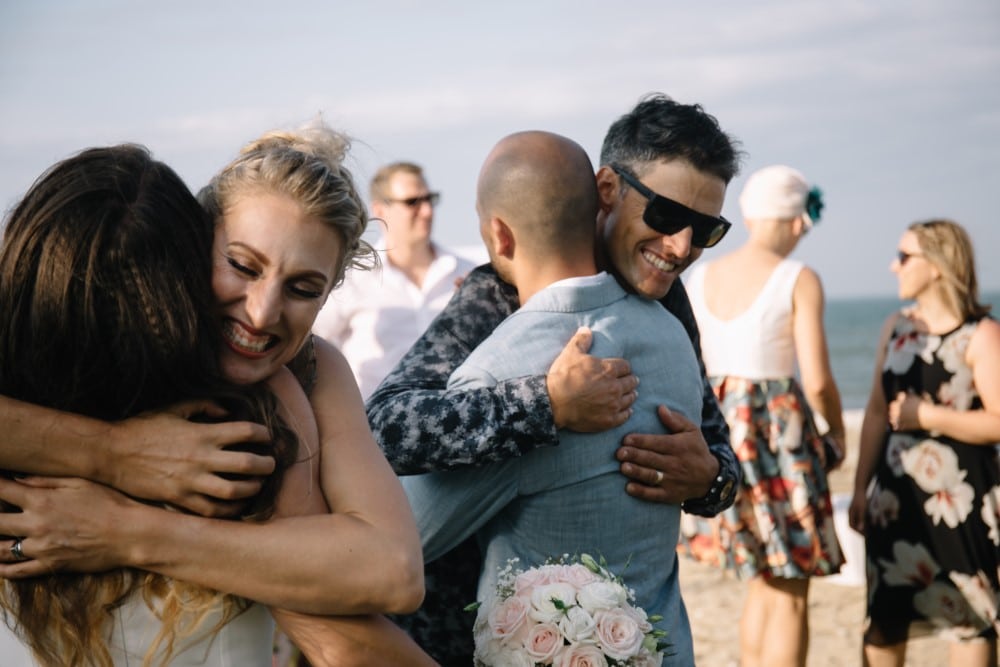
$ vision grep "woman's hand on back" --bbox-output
[106,400,275,516]
[0,476,149,576]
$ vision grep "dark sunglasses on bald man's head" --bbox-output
[610,164,731,248]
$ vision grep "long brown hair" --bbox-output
[0,145,297,666]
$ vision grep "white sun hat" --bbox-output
[738,164,822,228]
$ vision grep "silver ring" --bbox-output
[653,470,664,485]
[10,539,27,562]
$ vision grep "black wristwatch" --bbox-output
[701,469,736,507]
[681,452,737,516]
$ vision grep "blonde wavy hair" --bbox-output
[909,218,991,320]
[201,117,377,287]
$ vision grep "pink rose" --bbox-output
[559,563,601,589]
[622,602,653,633]
[489,594,530,642]
[516,565,558,594]
[594,608,644,660]
[524,622,564,663]
[553,643,609,667]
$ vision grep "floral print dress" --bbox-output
[864,313,1000,645]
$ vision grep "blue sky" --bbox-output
[2,0,999,298]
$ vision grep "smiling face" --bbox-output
[212,191,342,385]
[596,159,727,300]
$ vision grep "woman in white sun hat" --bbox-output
[678,164,846,667]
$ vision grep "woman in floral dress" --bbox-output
[849,219,1000,667]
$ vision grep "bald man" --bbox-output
[401,131,701,666]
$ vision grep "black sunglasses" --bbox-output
[896,250,923,265]
[385,192,440,208]
[610,165,731,248]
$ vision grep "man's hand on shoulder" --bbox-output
[546,327,638,432]
[615,405,720,504]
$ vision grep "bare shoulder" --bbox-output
[312,336,357,381]
[793,264,824,296]
[309,335,367,417]
[970,316,1000,354]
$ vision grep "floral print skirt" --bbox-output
[678,376,844,580]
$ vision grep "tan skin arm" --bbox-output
[848,313,898,533]
[0,351,424,616]
[888,317,1000,444]
[791,267,846,450]
[0,394,275,516]
[261,364,433,666]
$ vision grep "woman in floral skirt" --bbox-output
[679,165,846,667]
[849,219,1000,667]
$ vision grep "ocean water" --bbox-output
[825,291,1000,410]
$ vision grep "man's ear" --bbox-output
[489,217,515,259]
[595,166,619,213]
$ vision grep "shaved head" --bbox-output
[477,131,597,258]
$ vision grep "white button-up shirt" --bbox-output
[313,242,477,399]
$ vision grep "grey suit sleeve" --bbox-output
[403,459,520,563]
[366,265,559,475]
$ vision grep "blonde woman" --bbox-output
[678,165,846,667]
[849,220,1000,667]
[0,122,430,665]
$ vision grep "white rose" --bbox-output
[559,605,596,643]
[577,581,626,614]
[530,582,578,623]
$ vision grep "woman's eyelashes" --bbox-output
[227,256,258,277]
[228,256,324,300]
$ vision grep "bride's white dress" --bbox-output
[1,593,274,666]
[108,593,274,667]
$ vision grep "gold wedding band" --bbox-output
[653,470,664,485]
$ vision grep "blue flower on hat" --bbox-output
[806,186,824,224]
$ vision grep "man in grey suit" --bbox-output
[402,130,703,665]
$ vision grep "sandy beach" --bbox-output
[680,410,949,667]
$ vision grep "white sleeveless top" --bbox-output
[109,593,273,667]
[685,258,804,380]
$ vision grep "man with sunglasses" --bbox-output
[312,161,476,399]
[363,94,743,664]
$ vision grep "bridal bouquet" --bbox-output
[470,554,667,667]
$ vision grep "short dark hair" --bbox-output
[600,93,744,183]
